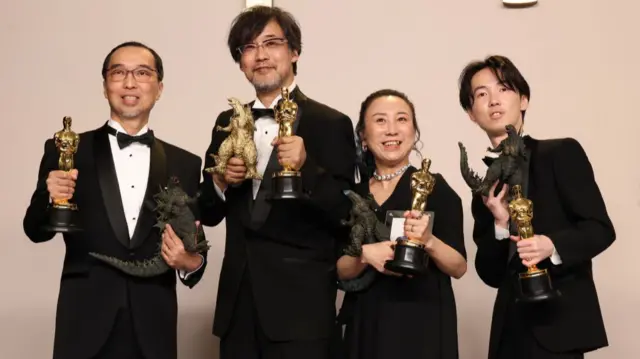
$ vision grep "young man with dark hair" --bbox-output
[23,41,207,359]
[459,55,615,359]
[198,6,356,359]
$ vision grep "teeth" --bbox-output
[123,96,137,100]
[383,141,400,146]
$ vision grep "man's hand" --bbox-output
[511,234,556,267]
[46,169,78,201]
[482,181,510,228]
[272,136,306,170]
[161,223,203,272]
[212,157,246,191]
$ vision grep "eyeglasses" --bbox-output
[107,67,157,83]
[237,37,288,55]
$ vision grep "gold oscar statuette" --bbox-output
[384,157,436,276]
[268,87,306,200]
[508,184,560,302]
[44,116,82,233]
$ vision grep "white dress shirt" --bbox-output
[106,119,202,278]
[214,81,298,201]
[107,119,150,238]
[484,133,562,265]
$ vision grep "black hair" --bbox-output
[227,6,302,75]
[458,55,530,120]
[101,41,164,82]
[355,89,421,179]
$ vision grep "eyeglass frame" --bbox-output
[106,65,159,83]
[236,37,289,55]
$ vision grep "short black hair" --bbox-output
[355,89,422,178]
[101,41,164,81]
[458,55,530,119]
[227,6,302,75]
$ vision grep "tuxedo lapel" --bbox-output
[130,139,167,249]
[94,125,130,248]
[249,88,306,230]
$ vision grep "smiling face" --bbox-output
[238,20,298,94]
[102,46,163,123]
[360,95,416,170]
[467,67,528,137]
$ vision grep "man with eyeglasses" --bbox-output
[198,6,356,359]
[23,41,207,359]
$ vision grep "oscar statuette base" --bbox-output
[384,238,429,276]
[269,170,307,200]
[516,267,561,303]
[43,203,82,233]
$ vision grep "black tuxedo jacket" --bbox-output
[23,123,207,359]
[199,87,356,341]
[471,136,615,358]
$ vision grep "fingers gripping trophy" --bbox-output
[509,185,560,302]
[44,116,82,233]
[384,157,436,276]
[269,87,305,200]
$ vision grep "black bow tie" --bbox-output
[252,108,275,119]
[106,126,154,149]
[482,156,496,167]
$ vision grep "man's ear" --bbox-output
[156,82,164,101]
[466,110,478,124]
[103,81,107,99]
[520,95,529,111]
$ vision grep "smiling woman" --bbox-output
[336,88,467,359]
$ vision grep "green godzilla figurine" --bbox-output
[89,176,210,277]
[338,189,389,292]
[458,124,528,197]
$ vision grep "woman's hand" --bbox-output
[403,210,433,247]
[361,241,401,276]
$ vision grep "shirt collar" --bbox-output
[252,81,297,109]
[107,119,149,136]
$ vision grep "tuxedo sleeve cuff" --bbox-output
[213,183,226,202]
[495,224,510,240]
[178,254,205,280]
[550,246,563,265]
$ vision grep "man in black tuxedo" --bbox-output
[198,6,356,359]
[23,41,207,359]
[458,55,616,359]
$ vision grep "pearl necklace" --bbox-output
[373,164,410,181]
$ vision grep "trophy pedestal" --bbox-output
[44,203,82,233]
[269,170,307,200]
[516,268,560,303]
[384,238,429,276]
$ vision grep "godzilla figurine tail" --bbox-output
[89,176,208,278]
[88,251,170,277]
[458,142,484,193]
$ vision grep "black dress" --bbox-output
[336,166,466,359]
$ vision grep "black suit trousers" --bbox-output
[220,268,331,359]
[91,307,145,359]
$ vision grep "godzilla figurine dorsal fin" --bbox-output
[88,176,210,277]
[458,141,484,193]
